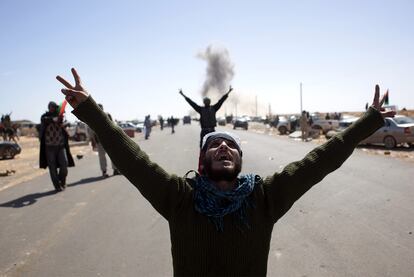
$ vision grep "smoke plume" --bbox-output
[198,45,234,97]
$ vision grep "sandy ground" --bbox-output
[1,127,413,192]
[0,137,92,192]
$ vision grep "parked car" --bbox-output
[276,116,290,135]
[66,121,89,141]
[0,141,21,159]
[217,117,226,126]
[130,121,144,132]
[242,116,251,122]
[233,117,248,130]
[325,116,360,139]
[183,116,191,124]
[276,115,299,135]
[359,115,414,149]
[117,122,136,138]
[338,115,360,129]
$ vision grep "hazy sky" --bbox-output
[1,0,413,123]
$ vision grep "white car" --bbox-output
[360,115,414,148]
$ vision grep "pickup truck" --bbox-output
[66,121,89,141]
[310,114,339,134]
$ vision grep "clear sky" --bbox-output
[1,0,413,123]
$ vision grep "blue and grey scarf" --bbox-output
[192,174,259,231]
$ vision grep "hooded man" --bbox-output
[179,87,233,147]
[57,68,394,276]
[39,101,74,191]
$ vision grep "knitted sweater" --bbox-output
[73,97,384,277]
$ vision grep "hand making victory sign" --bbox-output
[56,68,89,109]
[372,84,396,118]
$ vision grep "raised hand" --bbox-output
[56,68,89,109]
[227,86,233,94]
[372,85,396,118]
[179,89,184,96]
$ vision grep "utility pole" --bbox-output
[255,95,258,117]
[268,103,271,117]
[300,82,303,113]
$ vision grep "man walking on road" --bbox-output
[57,68,394,276]
[179,87,233,147]
[39,101,74,191]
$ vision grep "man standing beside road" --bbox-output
[57,68,394,276]
[39,101,74,191]
[179,87,233,147]
[300,110,310,141]
[144,115,152,140]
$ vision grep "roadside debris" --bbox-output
[0,170,16,177]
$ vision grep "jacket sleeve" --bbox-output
[213,93,229,111]
[262,107,384,222]
[72,96,192,220]
[183,96,202,113]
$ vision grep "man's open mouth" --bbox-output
[215,152,232,162]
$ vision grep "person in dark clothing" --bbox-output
[144,115,152,139]
[159,116,164,130]
[57,68,394,276]
[39,101,74,191]
[179,87,233,147]
[168,116,175,134]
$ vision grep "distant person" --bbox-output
[168,116,175,134]
[272,115,280,128]
[57,68,394,276]
[144,115,152,140]
[300,110,309,141]
[88,104,120,177]
[159,116,164,131]
[179,87,233,147]
[325,113,331,120]
[1,114,18,142]
[39,101,74,191]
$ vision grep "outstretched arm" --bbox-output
[213,86,233,111]
[57,68,191,220]
[179,89,202,113]
[263,85,392,222]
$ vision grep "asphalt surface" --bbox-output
[0,124,413,276]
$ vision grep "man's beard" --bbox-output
[203,157,242,182]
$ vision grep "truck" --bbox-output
[310,114,339,134]
[66,121,89,141]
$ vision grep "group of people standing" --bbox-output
[39,88,213,191]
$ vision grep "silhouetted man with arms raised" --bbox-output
[179,87,233,147]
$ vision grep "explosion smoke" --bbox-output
[198,45,234,98]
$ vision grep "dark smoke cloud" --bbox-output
[198,45,234,98]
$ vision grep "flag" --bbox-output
[384,90,389,105]
[58,99,67,117]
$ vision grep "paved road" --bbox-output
[1,124,413,276]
